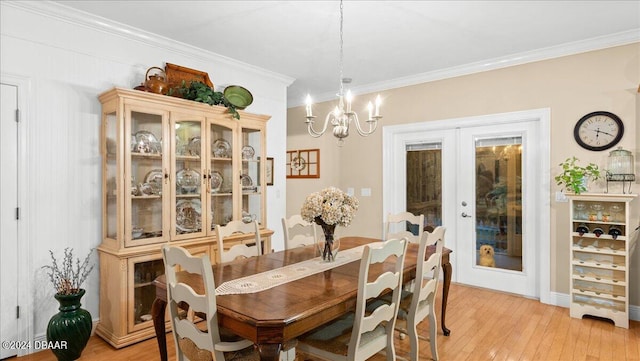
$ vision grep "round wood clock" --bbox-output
[573,111,624,151]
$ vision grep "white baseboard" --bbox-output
[548,291,571,308]
[548,292,639,321]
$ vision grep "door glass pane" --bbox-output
[175,120,203,235]
[406,142,442,233]
[475,137,522,271]
[210,123,234,228]
[242,127,262,225]
[130,111,164,242]
[105,111,117,240]
[132,258,164,328]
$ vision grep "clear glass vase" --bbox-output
[316,219,340,262]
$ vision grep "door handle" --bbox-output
[461,212,472,218]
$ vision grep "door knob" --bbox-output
[461,212,472,218]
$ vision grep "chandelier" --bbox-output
[304,0,382,144]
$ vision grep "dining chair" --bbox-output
[396,226,446,361]
[385,212,424,244]
[297,237,408,361]
[161,245,259,361]
[215,220,261,263]
[385,212,424,293]
[282,214,317,249]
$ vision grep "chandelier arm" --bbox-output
[307,112,334,137]
[351,112,378,136]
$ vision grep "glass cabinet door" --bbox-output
[172,116,206,240]
[128,254,164,332]
[241,126,264,225]
[127,245,211,332]
[126,108,168,247]
[209,121,235,230]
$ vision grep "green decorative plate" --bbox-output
[223,85,253,109]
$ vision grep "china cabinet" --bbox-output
[96,88,273,347]
[568,193,637,328]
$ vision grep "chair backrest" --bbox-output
[215,220,261,263]
[348,237,408,360]
[409,226,445,324]
[162,245,225,361]
[282,215,317,249]
[385,212,424,244]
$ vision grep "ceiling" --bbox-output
[55,1,640,107]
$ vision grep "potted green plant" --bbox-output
[555,157,602,194]
[170,81,240,119]
[42,248,94,361]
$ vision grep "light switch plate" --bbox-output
[346,187,354,197]
[361,188,371,197]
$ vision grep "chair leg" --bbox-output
[428,311,439,361]
[408,320,419,361]
[387,323,397,361]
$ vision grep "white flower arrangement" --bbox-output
[301,187,359,226]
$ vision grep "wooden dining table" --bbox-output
[151,236,452,361]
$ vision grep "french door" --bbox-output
[384,109,549,298]
[456,122,539,295]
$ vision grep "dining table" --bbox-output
[151,236,452,361]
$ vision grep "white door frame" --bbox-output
[382,108,551,302]
[1,73,33,355]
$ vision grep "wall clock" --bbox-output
[573,111,623,151]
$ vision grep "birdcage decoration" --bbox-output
[606,147,635,193]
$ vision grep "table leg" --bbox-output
[151,297,168,361]
[441,261,452,336]
[257,343,282,361]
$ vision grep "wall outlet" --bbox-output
[346,187,354,196]
[361,188,371,197]
[555,191,568,203]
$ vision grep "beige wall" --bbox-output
[287,43,640,303]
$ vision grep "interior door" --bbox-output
[0,83,19,359]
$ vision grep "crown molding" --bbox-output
[289,29,640,107]
[5,1,636,107]
[3,1,295,87]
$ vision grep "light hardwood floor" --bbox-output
[15,283,640,361]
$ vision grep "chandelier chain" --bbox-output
[303,0,382,144]
[339,0,344,96]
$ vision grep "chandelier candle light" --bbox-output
[304,0,382,144]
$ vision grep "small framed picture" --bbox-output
[286,149,320,178]
[266,157,274,186]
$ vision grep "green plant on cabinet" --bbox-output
[555,157,601,194]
